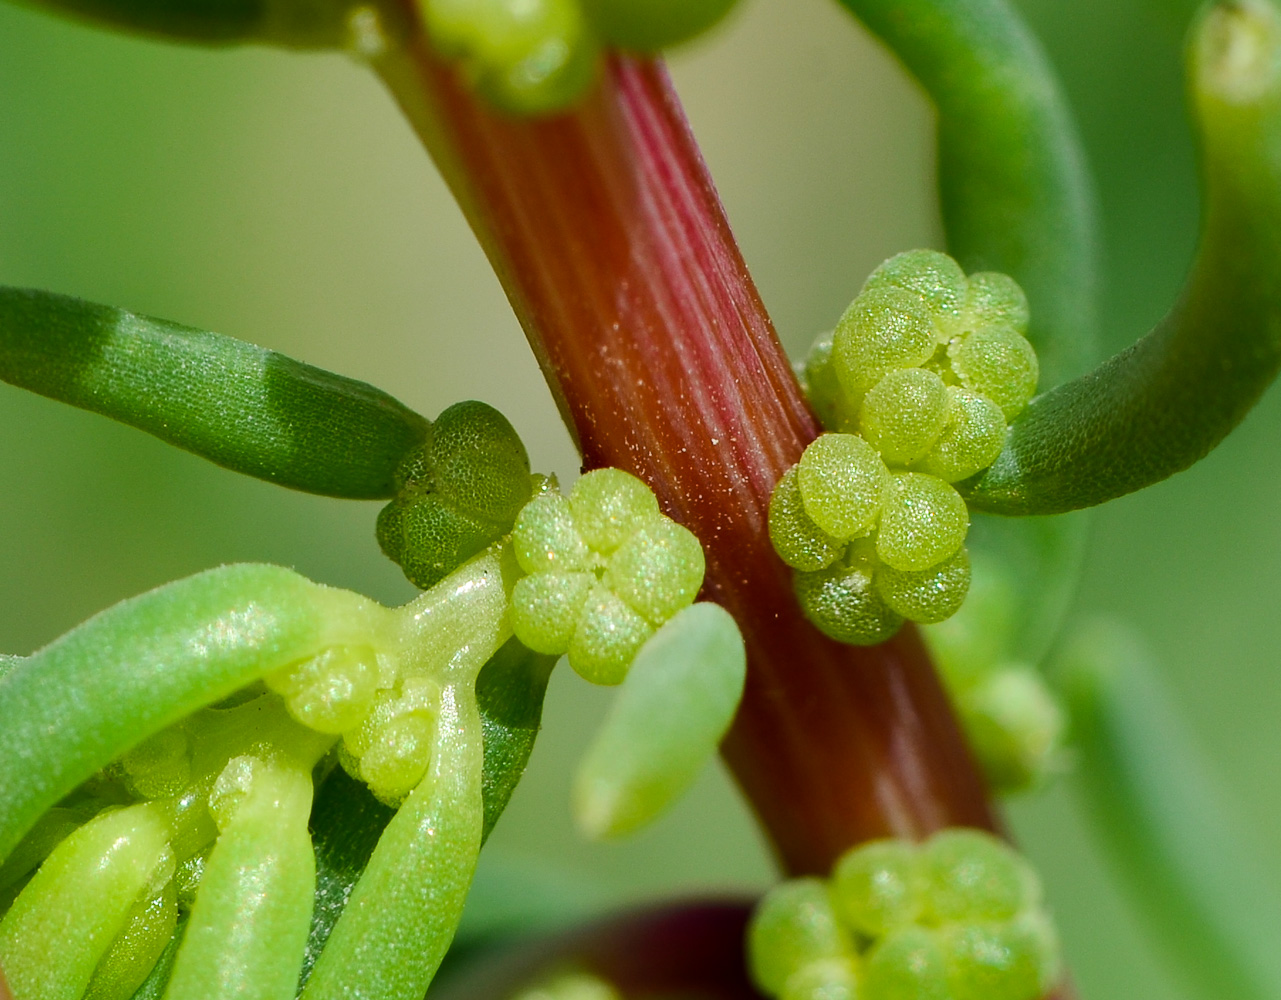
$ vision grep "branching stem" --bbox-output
[373,34,997,875]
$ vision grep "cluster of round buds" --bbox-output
[418,0,742,116]
[772,250,1040,644]
[924,559,1066,795]
[377,400,534,592]
[510,468,706,685]
[263,645,447,808]
[748,829,1061,1000]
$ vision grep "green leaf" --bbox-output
[0,563,374,865]
[0,287,429,499]
[572,603,745,840]
[9,0,373,48]
[476,638,557,844]
[966,0,1281,515]
[1058,618,1281,1000]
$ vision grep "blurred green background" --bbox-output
[0,0,1275,997]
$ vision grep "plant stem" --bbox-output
[372,37,997,875]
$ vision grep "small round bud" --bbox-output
[513,492,594,574]
[876,473,969,572]
[940,921,1045,1000]
[748,878,853,996]
[119,728,191,800]
[430,400,533,524]
[875,547,971,624]
[963,667,1066,793]
[360,714,435,806]
[859,368,950,465]
[568,584,655,685]
[922,829,1041,924]
[794,542,903,646]
[510,571,596,654]
[964,272,1030,336]
[831,838,926,937]
[782,958,862,1000]
[267,645,380,735]
[920,387,1007,483]
[569,468,662,555]
[581,0,740,51]
[427,0,600,116]
[604,519,705,625]
[803,334,861,433]
[769,466,845,572]
[377,494,496,591]
[833,286,937,394]
[861,249,968,337]
[862,926,949,1000]
[796,434,889,540]
[950,328,1039,419]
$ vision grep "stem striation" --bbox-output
[375,37,997,874]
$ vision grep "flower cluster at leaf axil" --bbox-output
[771,250,1039,644]
[418,0,742,115]
[510,468,706,685]
[748,829,1061,1000]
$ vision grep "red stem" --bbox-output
[375,43,997,874]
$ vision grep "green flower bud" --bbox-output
[424,0,601,116]
[430,400,533,525]
[803,334,862,433]
[962,667,1066,794]
[834,286,937,394]
[266,645,380,736]
[782,957,862,1000]
[861,249,968,338]
[769,466,846,572]
[876,473,969,572]
[940,921,1044,1000]
[510,571,597,654]
[604,519,705,626]
[919,387,1007,483]
[794,541,903,646]
[862,926,949,1000]
[922,829,1040,924]
[859,368,950,466]
[796,434,889,540]
[949,327,1038,419]
[569,468,662,555]
[118,728,192,800]
[513,492,595,574]
[748,878,854,997]
[875,546,971,625]
[831,838,926,937]
[964,272,1030,336]
[568,584,655,685]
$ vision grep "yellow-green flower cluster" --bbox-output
[419,0,742,116]
[772,250,1039,644]
[510,469,706,685]
[748,829,1061,1000]
[377,400,534,592]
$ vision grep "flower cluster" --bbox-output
[771,250,1039,644]
[510,468,705,685]
[748,829,1061,1000]
[377,400,534,591]
[419,0,742,115]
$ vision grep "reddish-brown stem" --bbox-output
[374,41,996,874]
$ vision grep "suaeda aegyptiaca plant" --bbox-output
[2,0,1281,998]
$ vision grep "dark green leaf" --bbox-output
[0,287,429,499]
